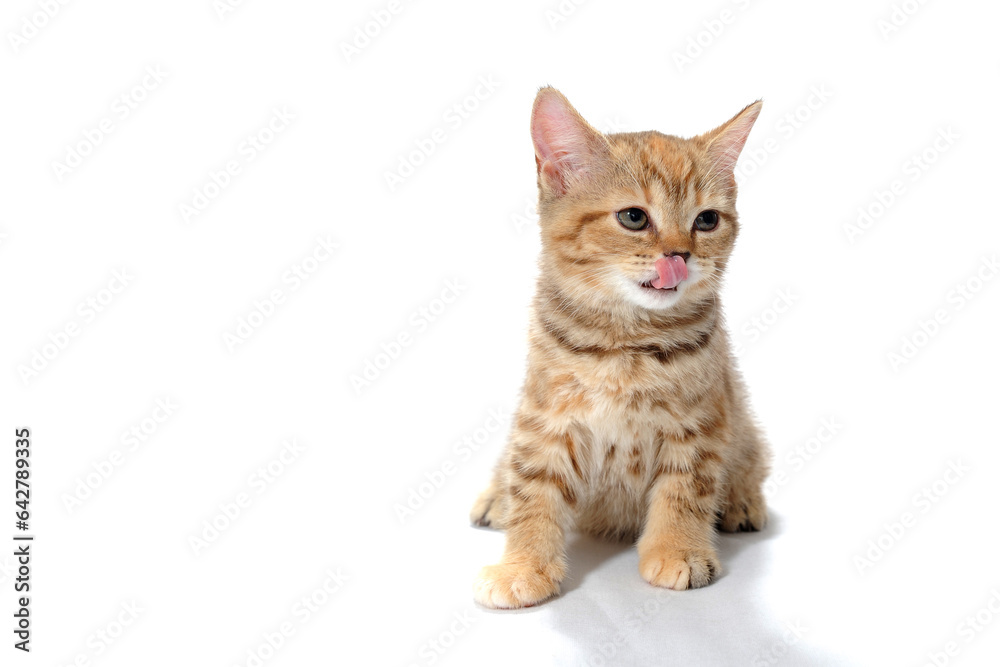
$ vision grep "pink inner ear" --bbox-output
[530,90,599,188]
[707,102,762,175]
[531,105,579,166]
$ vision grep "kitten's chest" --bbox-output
[549,349,725,478]
[568,401,671,534]
[551,350,714,432]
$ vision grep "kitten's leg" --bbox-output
[473,423,577,609]
[718,401,769,533]
[637,437,726,590]
[470,476,506,529]
[717,447,768,532]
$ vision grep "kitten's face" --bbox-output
[530,89,760,314]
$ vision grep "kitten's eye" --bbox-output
[617,208,649,231]
[693,210,719,232]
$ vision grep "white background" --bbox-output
[2,0,999,665]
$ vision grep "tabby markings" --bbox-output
[541,316,714,363]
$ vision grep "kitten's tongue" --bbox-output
[651,256,688,290]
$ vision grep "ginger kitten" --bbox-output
[471,87,769,609]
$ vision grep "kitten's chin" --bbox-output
[621,281,689,310]
[615,268,700,311]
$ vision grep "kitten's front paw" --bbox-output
[638,548,719,590]
[474,563,561,609]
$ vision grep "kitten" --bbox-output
[471,87,770,609]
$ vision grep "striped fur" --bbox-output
[472,88,769,609]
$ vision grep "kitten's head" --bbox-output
[530,87,760,314]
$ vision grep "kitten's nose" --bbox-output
[666,251,691,262]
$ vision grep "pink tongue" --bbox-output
[651,256,688,290]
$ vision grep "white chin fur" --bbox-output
[617,263,700,311]
[621,282,686,310]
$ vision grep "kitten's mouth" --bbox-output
[640,280,677,292]
[642,256,688,291]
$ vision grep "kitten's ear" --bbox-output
[530,87,608,196]
[701,100,762,186]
